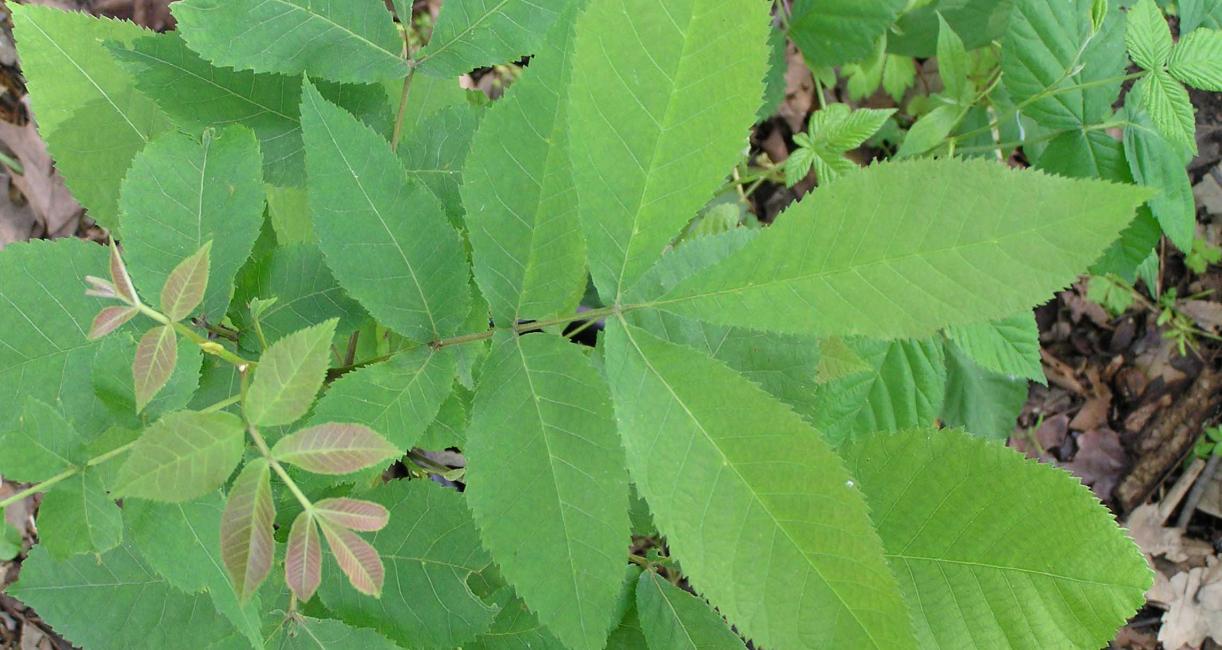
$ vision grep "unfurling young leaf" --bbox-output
[1125,0,1172,71]
[132,325,177,413]
[108,242,137,304]
[319,519,384,597]
[221,459,275,601]
[114,411,245,502]
[787,104,895,186]
[313,498,390,531]
[244,319,338,427]
[159,241,211,322]
[88,306,138,341]
[286,510,323,602]
[271,423,399,475]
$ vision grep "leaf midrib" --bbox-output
[617,321,889,649]
[886,554,1146,589]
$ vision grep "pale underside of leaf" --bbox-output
[286,510,323,602]
[221,459,276,601]
[133,325,177,414]
[321,520,384,597]
[88,306,138,341]
[271,423,399,474]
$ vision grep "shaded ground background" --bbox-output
[0,0,1219,648]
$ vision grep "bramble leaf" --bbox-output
[466,333,629,650]
[114,411,245,502]
[788,0,907,66]
[286,511,323,602]
[132,325,177,414]
[568,0,771,302]
[245,320,338,427]
[636,571,744,650]
[172,0,406,83]
[651,159,1151,338]
[1125,0,1172,70]
[120,127,265,322]
[604,320,915,649]
[844,428,1152,648]
[416,0,568,77]
[271,423,399,475]
[1168,27,1222,91]
[221,459,276,601]
[1125,112,1196,251]
[1180,0,1222,32]
[1133,70,1197,150]
[300,79,471,341]
[463,5,586,324]
[319,480,498,647]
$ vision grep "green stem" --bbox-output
[390,66,417,153]
[202,393,242,413]
[430,305,622,350]
[245,423,313,512]
[0,441,137,510]
[136,303,256,369]
[0,149,24,175]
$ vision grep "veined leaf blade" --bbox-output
[271,423,399,475]
[320,520,384,597]
[466,333,630,650]
[245,320,337,427]
[300,79,470,341]
[653,159,1151,339]
[220,459,276,601]
[286,511,323,603]
[568,0,771,301]
[132,325,177,414]
[114,411,245,502]
[172,0,407,83]
[160,242,212,322]
[314,498,390,531]
[844,428,1151,648]
[636,571,744,650]
[603,320,915,649]
[416,0,569,77]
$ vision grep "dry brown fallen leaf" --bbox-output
[1065,428,1127,499]
[1148,557,1222,649]
[0,98,82,240]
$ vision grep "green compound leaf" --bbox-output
[843,428,1152,649]
[232,243,367,350]
[1133,69,1197,151]
[285,511,323,602]
[1169,27,1222,91]
[320,518,384,596]
[271,423,399,475]
[159,242,211,323]
[37,471,122,560]
[811,337,946,447]
[319,480,498,648]
[10,544,236,650]
[125,494,265,647]
[172,0,407,83]
[221,459,276,602]
[120,127,265,322]
[604,320,915,649]
[94,333,202,424]
[314,498,390,531]
[1003,0,1127,129]
[399,105,483,226]
[1125,0,1172,71]
[788,0,907,66]
[245,320,338,427]
[89,306,139,341]
[636,572,745,650]
[9,4,170,228]
[1180,0,1222,32]
[114,411,246,502]
[946,312,1044,383]
[568,0,771,302]
[300,79,471,341]
[941,339,1029,440]
[267,615,403,650]
[650,159,1151,339]
[466,333,629,650]
[132,325,177,414]
[463,5,586,325]
[0,397,85,482]
[309,346,457,453]
[416,0,570,77]
[0,239,115,437]
[1125,112,1197,251]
